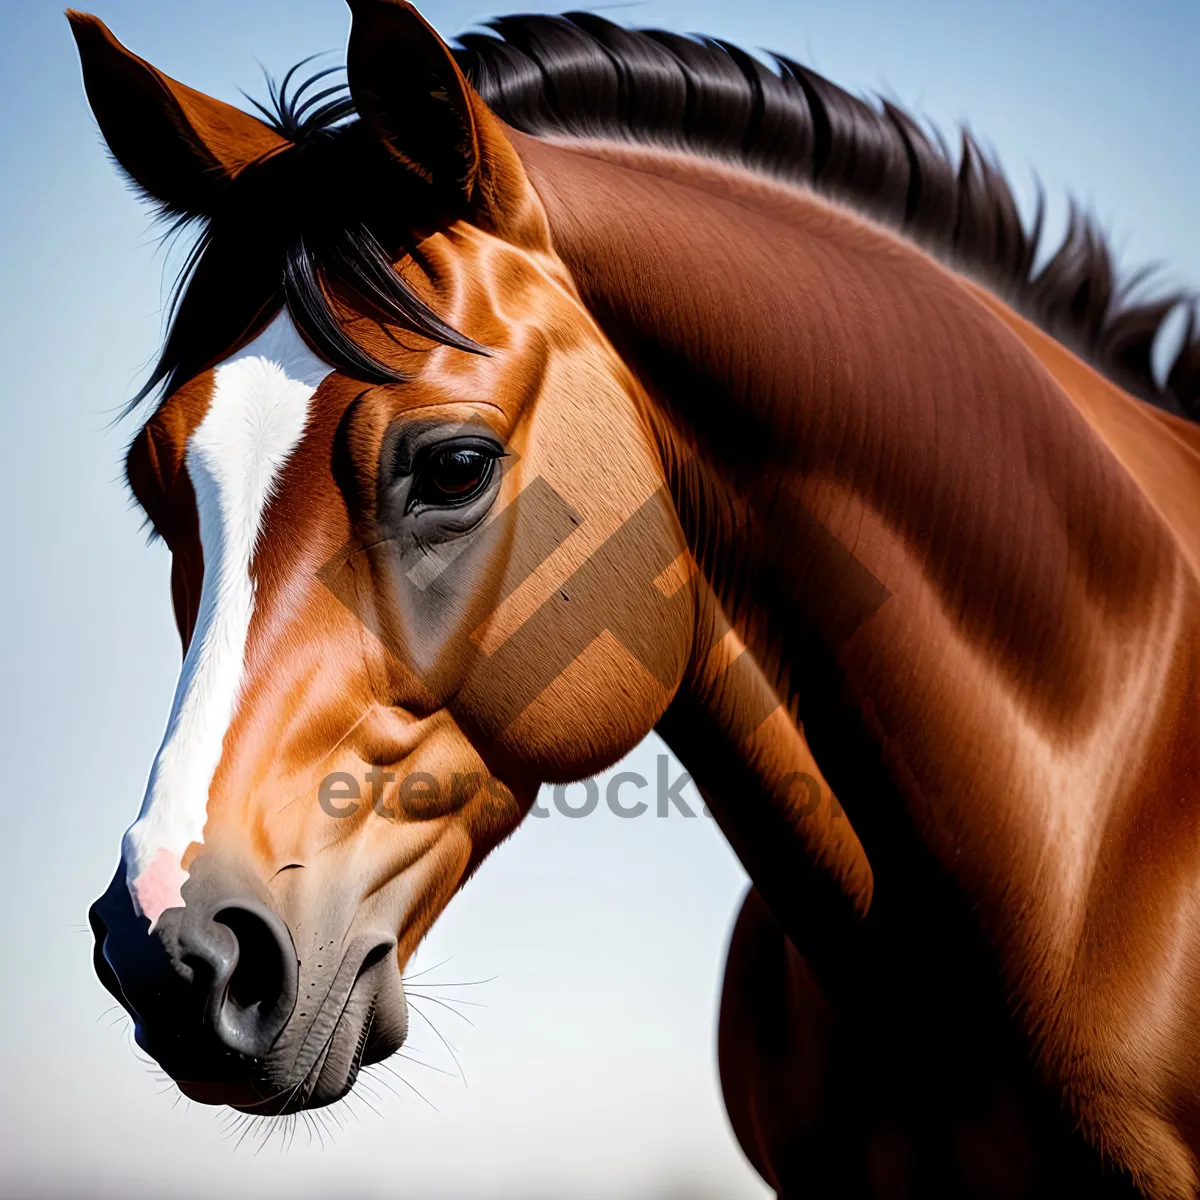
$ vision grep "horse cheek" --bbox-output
[493,601,693,780]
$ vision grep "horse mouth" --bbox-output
[165,988,394,1114]
[167,949,403,1115]
[224,994,385,1115]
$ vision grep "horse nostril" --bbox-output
[182,901,298,1059]
[217,907,286,1016]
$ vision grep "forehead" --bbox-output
[135,312,331,462]
[183,312,334,504]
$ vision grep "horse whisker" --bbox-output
[405,988,486,1009]
[401,957,452,982]
[405,992,477,1026]
[391,1052,456,1077]
[406,999,466,1086]
[375,1063,438,1111]
[402,975,498,988]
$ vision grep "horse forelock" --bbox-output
[127,116,486,420]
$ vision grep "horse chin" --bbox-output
[227,968,408,1114]
[173,990,406,1115]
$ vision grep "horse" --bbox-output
[71,2,1200,1196]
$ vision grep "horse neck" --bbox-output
[513,131,1199,965]
[516,132,1174,677]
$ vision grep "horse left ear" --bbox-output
[67,10,290,214]
[346,0,483,204]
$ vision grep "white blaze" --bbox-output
[124,312,334,925]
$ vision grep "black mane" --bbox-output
[140,13,1200,419]
[456,13,1199,416]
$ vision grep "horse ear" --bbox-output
[345,0,482,203]
[67,10,290,213]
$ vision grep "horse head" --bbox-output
[74,0,694,1112]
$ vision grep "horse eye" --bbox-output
[410,446,496,510]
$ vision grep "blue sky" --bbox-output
[1,2,1196,1197]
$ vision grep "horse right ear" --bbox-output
[67,10,290,214]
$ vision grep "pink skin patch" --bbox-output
[130,847,189,928]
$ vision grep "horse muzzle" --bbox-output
[88,858,407,1112]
